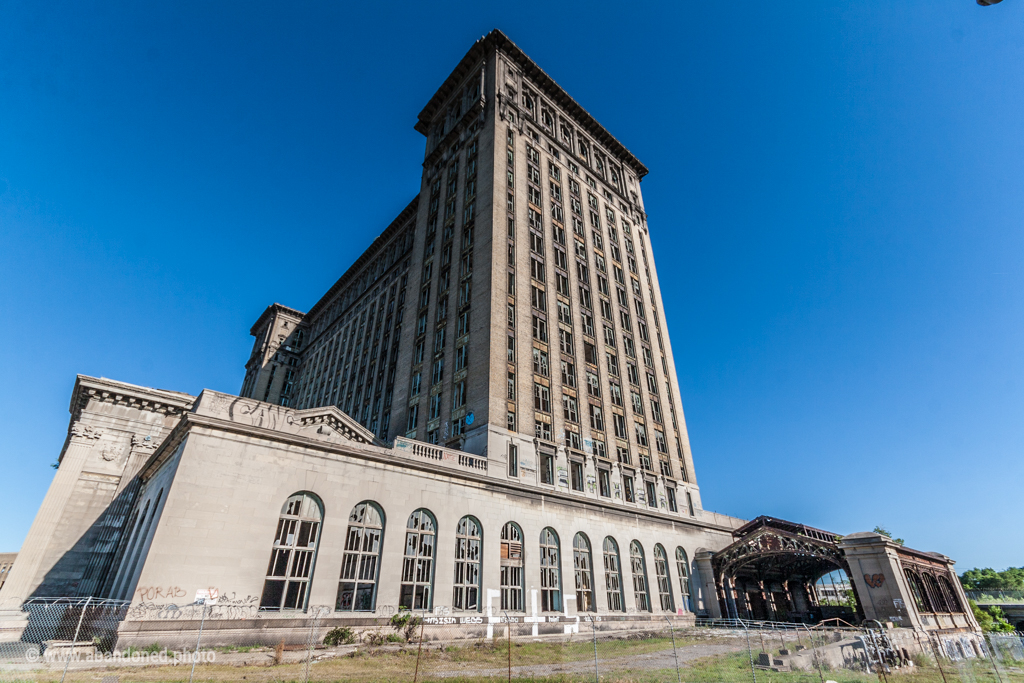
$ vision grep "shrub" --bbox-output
[323,627,356,647]
[390,611,423,642]
[912,652,934,668]
[362,630,388,647]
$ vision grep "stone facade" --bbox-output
[0,377,192,606]
[1,378,743,644]
[0,28,980,643]
[840,533,979,632]
[239,29,704,523]
[0,555,14,593]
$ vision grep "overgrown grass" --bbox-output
[15,634,1024,683]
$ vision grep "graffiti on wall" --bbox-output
[128,592,260,620]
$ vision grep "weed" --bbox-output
[324,626,356,647]
[389,611,423,642]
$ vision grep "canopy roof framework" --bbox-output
[711,516,864,623]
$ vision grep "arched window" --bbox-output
[573,533,595,612]
[938,576,963,613]
[904,568,932,614]
[654,544,674,612]
[337,501,384,612]
[603,537,624,612]
[540,528,562,612]
[400,509,436,610]
[630,540,651,612]
[675,547,692,612]
[924,574,950,613]
[453,516,482,611]
[261,492,323,611]
[501,522,524,611]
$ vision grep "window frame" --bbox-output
[336,501,385,613]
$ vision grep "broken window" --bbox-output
[603,537,624,612]
[500,522,524,611]
[630,540,651,612]
[400,509,436,611]
[654,544,674,612]
[453,516,482,612]
[675,547,692,611]
[260,492,323,612]
[573,532,595,612]
[336,501,384,612]
[540,527,562,612]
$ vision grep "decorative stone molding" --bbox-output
[131,434,158,453]
[297,411,371,444]
[79,388,190,417]
[69,423,103,442]
[97,435,127,462]
[71,376,195,423]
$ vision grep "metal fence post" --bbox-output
[867,626,891,683]
[928,632,951,683]
[742,622,757,683]
[505,611,512,683]
[589,615,599,683]
[804,625,825,683]
[665,615,681,683]
[983,633,1005,683]
[412,611,426,683]
[188,599,207,683]
[60,596,91,683]
[303,606,324,683]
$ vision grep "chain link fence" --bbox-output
[2,601,1023,683]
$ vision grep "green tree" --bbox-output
[970,600,1015,633]
[873,526,905,546]
[960,567,1024,591]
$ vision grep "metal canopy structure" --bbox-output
[711,516,865,623]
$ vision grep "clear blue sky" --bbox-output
[1,1,1021,571]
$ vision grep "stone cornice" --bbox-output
[839,533,952,566]
[421,100,486,172]
[248,303,307,337]
[140,408,737,536]
[417,29,649,180]
[292,405,378,445]
[69,375,195,423]
[304,195,420,323]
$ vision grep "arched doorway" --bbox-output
[711,517,864,624]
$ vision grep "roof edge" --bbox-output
[416,29,649,179]
[248,303,307,337]
[305,195,420,321]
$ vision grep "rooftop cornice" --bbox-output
[421,100,485,171]
[69,375,195,422]
[141,408,736,535]
[417,29,649,179]
[304,195,420,322]
[248,303,307,337]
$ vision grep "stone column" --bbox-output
[0,425,99,640]
[0,425,99,607]
[694,551,721,618]
[555,445,569,492]
[584,452,598,498]
[611,462,624,502]
[790,580,810,613]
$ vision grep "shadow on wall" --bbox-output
[30,475,145,601]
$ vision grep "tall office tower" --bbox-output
[241,30,703,513]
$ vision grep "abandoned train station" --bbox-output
[0,29,980,645]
